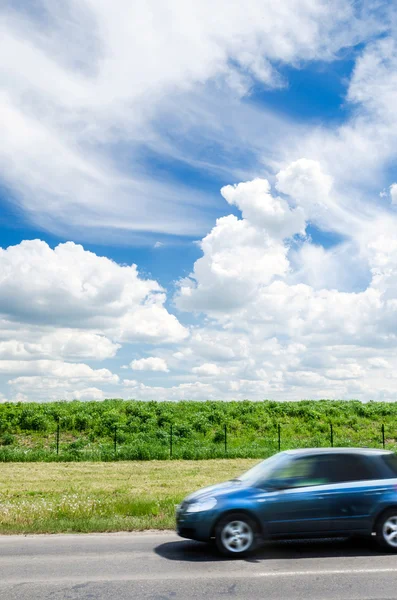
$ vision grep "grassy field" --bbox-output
[1,399,397,461]
[0,459,257,534]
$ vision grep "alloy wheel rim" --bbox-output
[383,516,397,548]
[221,520,253,553]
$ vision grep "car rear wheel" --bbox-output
[215,512,257,557]
[376,509,397,552]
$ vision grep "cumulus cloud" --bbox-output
[192,363,222,376]
[0,332,119,361]
[167,151,397,401]
[0,240,187,344]
[6,376,111,402]
[276,159,333,205]
[5,360,120,402]
[65,387,107,401]
[5,361,118,381]
[0,239,187,401]
[175,213,291,313]
[6,152,397,403]
[130,357,169,372]
[176,162,342,314]
[221,178,306,239]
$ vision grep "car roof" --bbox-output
[283,448,393,457]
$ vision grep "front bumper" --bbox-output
[175,506,216,542]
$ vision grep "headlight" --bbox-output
[186,497,217,513]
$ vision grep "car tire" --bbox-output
[215,512,258,557]
[375,509,397,552]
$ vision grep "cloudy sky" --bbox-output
[2,1,397,402]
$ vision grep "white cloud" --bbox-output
[5,152,397,403]
[288,241,369,292]
[390,183,397,205]
[165,151,397,401]
[189,331,248,362]
[121,379,217,401]
[0,331,119,361]
[275,158,333,227]
[175,161,362,314]
[3,4,397,404]
[123,379,138,386]
[284,371,327,388]
[276,159,332,202]
[130,357,169,372]
[325,364,366,380]
[282,33,397,219]
[114,298,188,344]
[6,361,118,382]
[0,237,191,400]
[368,357,390,369]
[0,1,384,240]
[1,392,29,404]
[65,387,106,401]
[192,363,222,376]
[6,375,111,402]
[221,178,306,239]
[0,239,187,344]
[347,37,397,124]
[175,213,290,313]
[0,238,188,401]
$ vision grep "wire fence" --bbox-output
[0,420,395,462]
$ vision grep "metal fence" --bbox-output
[0,420,394,462]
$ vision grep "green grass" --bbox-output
[1,399,397,461]
[0,459,257,534]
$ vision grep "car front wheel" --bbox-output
[215,512,257,557]
[376,509,397,552]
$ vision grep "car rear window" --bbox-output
[381,454,397,477]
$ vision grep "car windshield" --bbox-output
[235,453,289,486]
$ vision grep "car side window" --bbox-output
[270,456,330,488]
[315,454,375,484]
[380,454,397,478]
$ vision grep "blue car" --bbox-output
[176,448,397,556]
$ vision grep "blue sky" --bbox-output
[1,1,397,403]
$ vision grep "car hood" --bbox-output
[184,480,249,503]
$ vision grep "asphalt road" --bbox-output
[1,532,397,600]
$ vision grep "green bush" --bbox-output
[0,432,14,446]
[0,398,396,461]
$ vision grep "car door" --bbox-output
[322,454,390,534]
[255,454,333,537]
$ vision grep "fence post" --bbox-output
[382,424,385,449]
[114,426,117,455]
[170,424,173,458]
[56,418,60,456]
[278,424,281,452]
[224,424,227,455]
[330,423,334,448]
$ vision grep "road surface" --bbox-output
[1,532,396,599]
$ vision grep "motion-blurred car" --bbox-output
[176,448,397,556]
